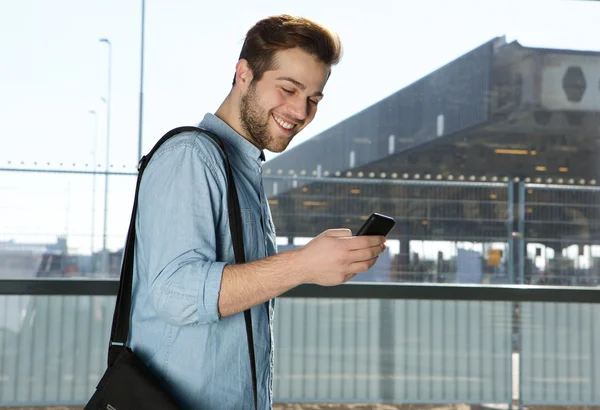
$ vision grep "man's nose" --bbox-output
[288,99,309,122]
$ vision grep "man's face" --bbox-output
[239,48,330,153]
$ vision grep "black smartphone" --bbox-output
[356,213,396,236]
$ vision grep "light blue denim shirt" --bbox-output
[128,113,277,409]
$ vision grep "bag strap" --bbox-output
[107,126,258,409]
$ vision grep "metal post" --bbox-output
[518,182,525,285]
[88,110,98,264]
[517,181,525,410]
[138,0,145,162]
[507,180,514,284]
[99,38,112,274]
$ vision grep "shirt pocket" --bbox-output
[240,208,257,260]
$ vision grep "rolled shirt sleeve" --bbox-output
[135,134,229,326]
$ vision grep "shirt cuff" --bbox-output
[199,261,227,322]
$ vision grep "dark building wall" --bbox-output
[264,37,498,177]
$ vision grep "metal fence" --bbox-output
[3,167,600,290]
[522,183,600,286]
[3,282,600,408]
[0,168,136,277]
[265,175,514,285]
[3,167,600,407]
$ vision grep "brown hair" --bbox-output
[233,14,342,86]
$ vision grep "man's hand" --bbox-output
[297,228,386,286]
[218,228,386,317]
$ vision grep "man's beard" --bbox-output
[239,83,292,153]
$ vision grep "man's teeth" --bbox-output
[274,115,295,130]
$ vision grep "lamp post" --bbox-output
[99,38,112,274]
[88,109,98,266]
[138,0,145,162]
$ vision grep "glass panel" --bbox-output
[521,302,600,405]
[0,295,115,405]
[274,298,513,404]
[2,0,600,407]
[0,295,514,406]
[0,172,135,279]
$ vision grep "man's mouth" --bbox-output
[272,113,296,131]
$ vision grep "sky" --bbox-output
[1,0,599,255]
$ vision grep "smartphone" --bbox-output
[356,213,396,237]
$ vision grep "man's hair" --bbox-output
[233,14,342,86]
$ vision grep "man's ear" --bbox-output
[234,59,254,91]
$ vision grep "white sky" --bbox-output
[1,0,599,253]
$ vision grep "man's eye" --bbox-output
[282,88,294,94]
[309,99,320,106]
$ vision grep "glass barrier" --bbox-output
[0,295,515,406]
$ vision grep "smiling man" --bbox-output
[225,46,328,153]
[128,15,386,409]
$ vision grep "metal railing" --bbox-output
[3,168,600,289]
[1,279,599,408]
[3,168,600,407]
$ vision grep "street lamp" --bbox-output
[99,37,111,274]
[138,0,145,162]
[88,109,98,265]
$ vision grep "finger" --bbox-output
[323,228,352,238]
[344,235,386,250]
[348,258,378,274]
[350,244,385,262]
[343,271,359,282]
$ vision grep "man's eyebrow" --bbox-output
[276,76,305,89]
[276,76,324,97]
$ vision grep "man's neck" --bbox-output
[214,96,248,143]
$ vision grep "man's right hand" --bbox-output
[295,228,386,286]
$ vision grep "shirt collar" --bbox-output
[199,113,265,162]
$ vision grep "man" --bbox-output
[129,14,386,409]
